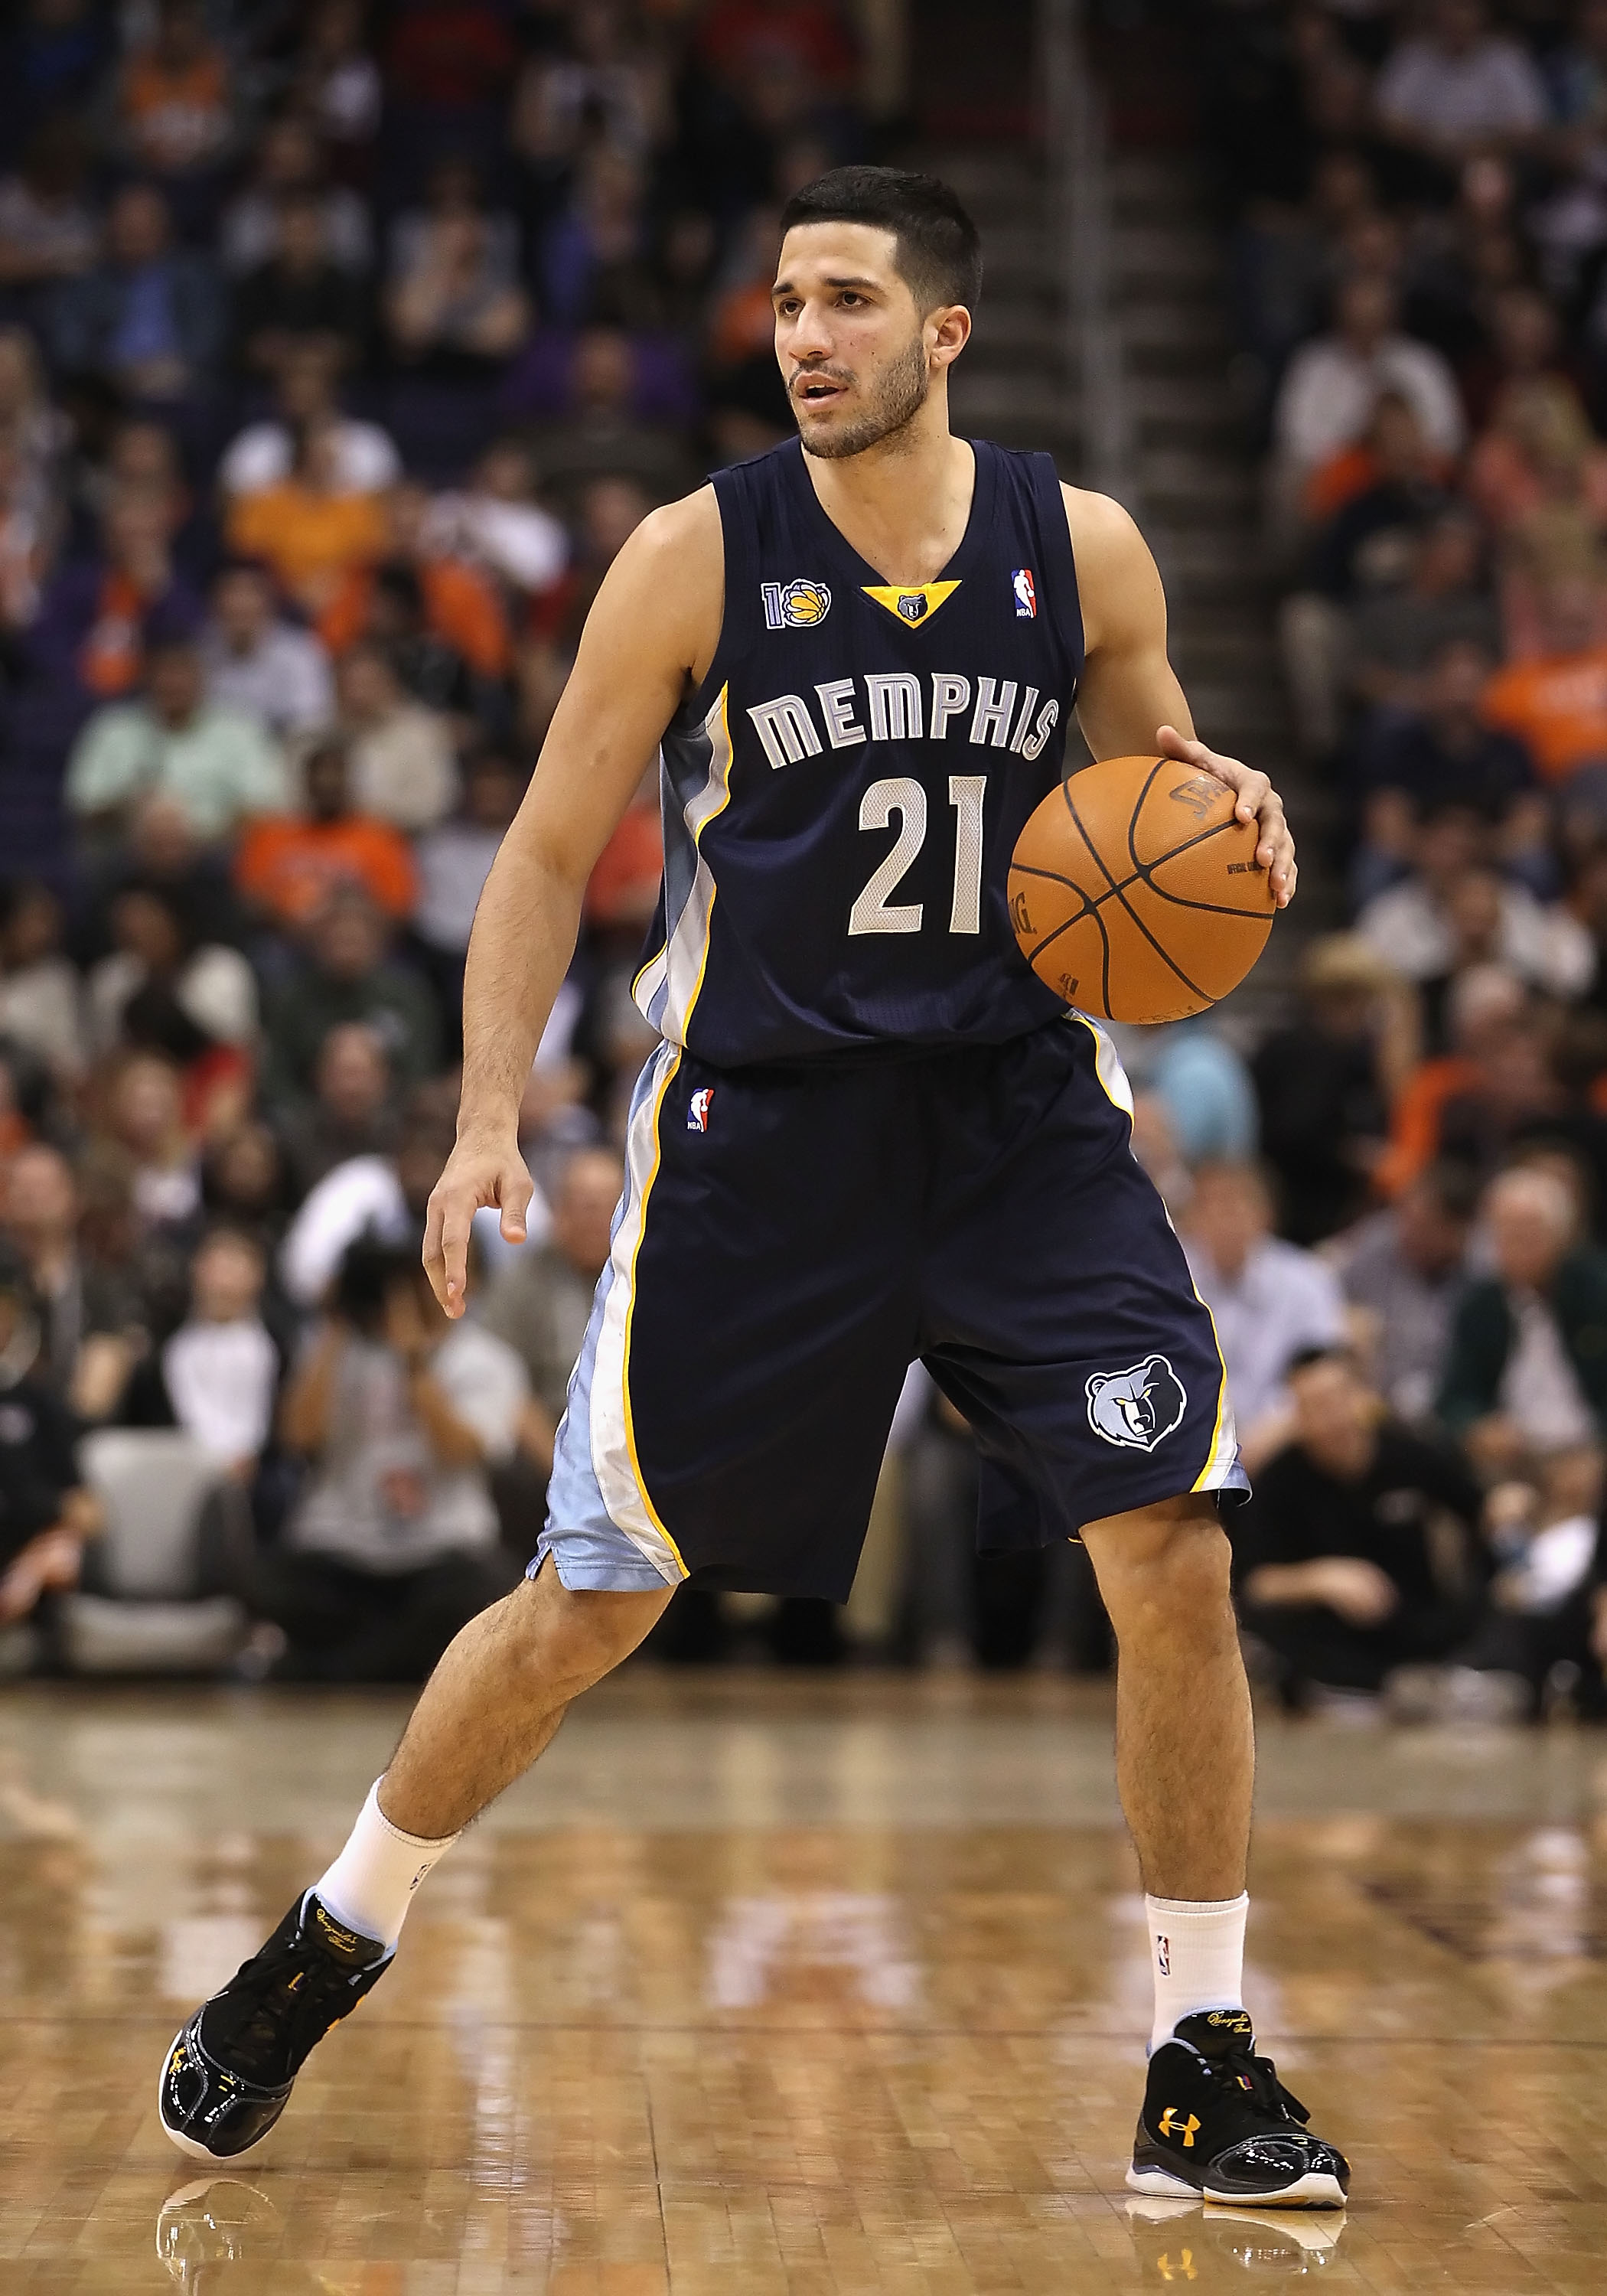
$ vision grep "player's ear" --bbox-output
[927,304,971,366]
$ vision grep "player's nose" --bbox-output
[785,302,836,359]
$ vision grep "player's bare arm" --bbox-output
[161,166,1346,2218]
[1066,485,1297,908]
[422,487,724,1316]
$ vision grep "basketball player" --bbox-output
[160,168,1348,2208]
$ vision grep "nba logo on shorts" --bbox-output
[1011,566,1036,618]
[687,1086,715,1133]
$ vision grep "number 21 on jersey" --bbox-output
[848,775,986,937]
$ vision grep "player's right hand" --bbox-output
[422,1133,534,1319]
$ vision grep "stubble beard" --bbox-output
[797,334,931,461]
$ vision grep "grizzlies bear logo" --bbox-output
[1086,1355,1187,1451]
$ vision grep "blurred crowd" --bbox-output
[10,0,1607,1720]
[1151,0,1607,1723]
[0,0,901,1683]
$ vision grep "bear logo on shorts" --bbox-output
[1086,1355,1187,1451]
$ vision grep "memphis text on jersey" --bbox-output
[744,670,1062,770]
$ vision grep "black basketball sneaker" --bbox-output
[1127,2010,1350,2207]
[158,1892,392,2161]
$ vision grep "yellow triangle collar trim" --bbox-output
[861,579,961,627]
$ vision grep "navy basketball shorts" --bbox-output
[533,1015,1247,1603]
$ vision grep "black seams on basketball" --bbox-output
[1008,755,1276,1023]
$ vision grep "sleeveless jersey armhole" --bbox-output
[683,461,764,719]
[1025,451,1086,698]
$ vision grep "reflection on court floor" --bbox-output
[5,1671,1607,2291]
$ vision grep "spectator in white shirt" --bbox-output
[257,1238,529,1681]
[1273,273,1466,479]
[199,562,334,738]
[1183,1160,1348,1469]
[421,439,567,596]
[1356,804,1595,998]
[218,341,399,500]
[218,113,372,279]
[336,644,458,833]
[1375,0,1549,164]
[129,1225,281,1473]
[85,883,259,1061]
[0,881,86,1085]
[278,1111,551,1309]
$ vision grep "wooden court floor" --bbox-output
[6,1671,1607,2293]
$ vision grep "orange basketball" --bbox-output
[1007,755,1276,1024]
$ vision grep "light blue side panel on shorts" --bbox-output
[530,1052,687,1595]
[531,1264,675,1592]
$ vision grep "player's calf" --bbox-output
[1082,1499,1350,2206]
[159,1568,672,2161]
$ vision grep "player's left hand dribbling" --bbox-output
[1156,725,1297,908]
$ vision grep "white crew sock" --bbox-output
[313,1779,459,1948]
[1146,1891,1249,2054]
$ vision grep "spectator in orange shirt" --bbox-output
[226,419,388,618]
[234,739,417,933]
[1483,582,1607,784]
[318,482,511,683]
[115,0,236,186]
[1377,963,1529,1195]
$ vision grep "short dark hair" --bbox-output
[778,166,983,313]
[334,1234,418,1332]
[1287,1343,1364,1381]
[1414,1159,1482,1224]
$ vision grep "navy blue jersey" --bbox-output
[633,437,1084,1065]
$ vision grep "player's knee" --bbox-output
[1086,1502,1234,1640]
[504,1570,667,1698]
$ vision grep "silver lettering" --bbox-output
[814,677,866,748]
[1009,686,1040,754]
[747,693,825,770]
[929,673,970,739]
[970,677,1018,748]
[865,671,924,742]
[1019,697,1061,762]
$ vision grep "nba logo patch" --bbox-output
[687,1087,715,1133]
[1012,567,1037,618]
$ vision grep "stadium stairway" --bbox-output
[931,128,1328,1036]
[1110,142,1338,1020]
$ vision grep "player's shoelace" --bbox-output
[201,1920,382,2088]
[1205,2033,1311,2131]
